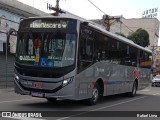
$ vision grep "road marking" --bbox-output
[0,98,38,104]
[153,93,160,95]
[140,89,150,92]
[56,96,147,120]
[5,117,46,120]
[91,96,147,111]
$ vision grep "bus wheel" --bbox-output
[46,98,57,102]
[128,81,137,97]
[87,83,100,105]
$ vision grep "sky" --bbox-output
[17,0,160,20]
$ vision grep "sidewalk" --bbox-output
[0,87,14,94]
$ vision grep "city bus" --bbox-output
[14,16,152,105]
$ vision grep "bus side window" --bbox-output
[94,35,108,61]
[79,39,93,61]
[78,26,94,73]
[139,51,151,68]
[119,44,138,67]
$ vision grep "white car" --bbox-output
[152,75,160,87]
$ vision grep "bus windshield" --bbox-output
[16,31,76,68]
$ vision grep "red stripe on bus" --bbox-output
[103,81,108,85]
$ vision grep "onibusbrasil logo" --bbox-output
[2,112,42,118]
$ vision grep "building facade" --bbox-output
[112,18,159,50]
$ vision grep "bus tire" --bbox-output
[46,98,57,102]
[128,81,137,97]
[152,83,155,87]
[86,83,100,105]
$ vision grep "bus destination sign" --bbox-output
[30,22,68,29]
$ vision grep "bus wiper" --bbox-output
[29,30,33,39]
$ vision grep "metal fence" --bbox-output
[0,53,15,88]
[0,29,17,89]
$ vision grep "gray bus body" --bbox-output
[14,17,152,104]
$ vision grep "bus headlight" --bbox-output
[15,74,19,81]
[63,77,73,87]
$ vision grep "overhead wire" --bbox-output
[88,0,135,33]
[88,0,106,15]
[121,22,134,32]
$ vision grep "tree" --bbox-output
[115,32,126,38]
[127,28,150,47]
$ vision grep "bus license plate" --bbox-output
[32,92,44,97]
[34,83,43,88]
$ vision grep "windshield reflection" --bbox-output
[16,31,76,68]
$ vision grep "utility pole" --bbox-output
[103,15,122,31]
[55,0,60,15]
[87,0,121,31]
[47,0,66,16]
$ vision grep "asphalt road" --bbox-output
[0,85,160,120]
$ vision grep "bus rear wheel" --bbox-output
[86,83,100,105]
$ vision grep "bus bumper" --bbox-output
[14,78,76,100]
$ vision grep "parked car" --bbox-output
[152,75,160,87]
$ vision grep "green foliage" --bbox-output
[127,28,150,47]
[115,32,126,38]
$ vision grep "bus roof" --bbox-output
[26,16,152,54]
